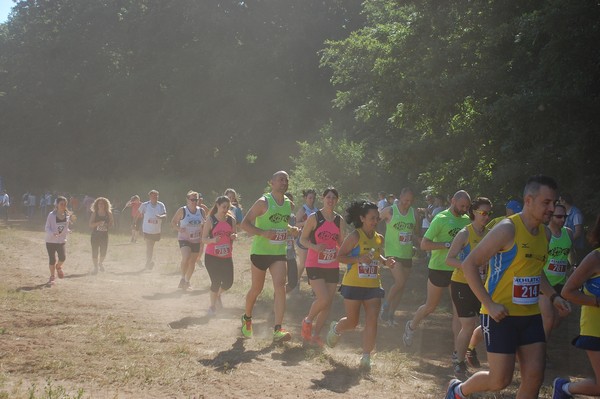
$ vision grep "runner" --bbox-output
[124,195,142,243]
[240,171,299,342]
[559,193,585,266]
[44,196,76,285]
[170,191,204,290]
[379,187,421,326]
[445,175,571,399]
[88,197,114,275]
[540,203,573,340]
[202,196,237,315]
[137,190,167,270]
[445,197,492,378]
[403,190,471,347]
[295,189,319,289]
[224,188,244,224]
[299,187,344,347]
[553,214,600,399]
[325,200,396,371]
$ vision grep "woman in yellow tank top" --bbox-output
[325,200,396,371]
[552,215,600,399]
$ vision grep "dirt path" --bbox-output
[0,227,591,398]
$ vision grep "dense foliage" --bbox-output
[1,0,598,215]
[318,0,600,212]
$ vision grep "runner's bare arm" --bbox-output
[445,228,468,269]
[562,250,600,307]
[170,208,183,231]
[336,230,361,264]
[240,197,269,237]
[299,214,323,251]
[463,220,515,321]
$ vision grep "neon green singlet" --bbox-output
[250,193,291,256]
[543,227,571,286]
[424,209,470,271]
[384,205,416,260]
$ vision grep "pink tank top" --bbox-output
[205,216,234,258]
[305,211,341,269]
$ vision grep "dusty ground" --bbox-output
[0,223,592,398]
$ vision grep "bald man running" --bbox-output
[403,190,471,348]
[240,171,299,342]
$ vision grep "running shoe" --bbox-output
[454,361,468,380]
[326,321,340,348]
[98,263,105,272]
[273,328,292,342]
[301,318,312,341]
[207,306,216,317]
[185,281,192,291]
[402,320,414,347]
[451,350,458,365]
[48,276,56,286]
[359,355,371,371]
[466,348,481,368]
[388,315,399,327]
[552,378,572,399]
[241,315,253,338]
[56,267,64,279]
[178,278,186,289]
[379,303,389,323]
[445,379,463,399]
[91,266,98,275]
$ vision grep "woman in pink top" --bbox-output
[299,187,344,346]
[202,196,237,316]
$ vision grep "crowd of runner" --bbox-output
[25,170,600,398]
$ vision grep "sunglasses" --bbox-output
[188,198,199,202]
[552,214,566,219]
[473,209,492,217]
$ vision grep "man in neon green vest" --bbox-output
[240,171,299,342]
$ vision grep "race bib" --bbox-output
[269,229,287,245]
[318,248,337,264]
[214,244,231,257]
[547,259,567,276]
[148,218,158,224]
[512,276,540,305]
[398,232,412,245]
[188,230,201,240]
[358,261,379,279]
[96,223,108,232]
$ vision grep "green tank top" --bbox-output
[543,227,571,286]
[384,205,416,259]
[250,193,292,255]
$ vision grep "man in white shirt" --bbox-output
[137,190,167,269]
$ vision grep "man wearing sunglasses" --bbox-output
[137,189,167,270]
[446,175,571,399]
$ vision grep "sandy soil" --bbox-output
[0,224,592,398]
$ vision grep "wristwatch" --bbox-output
[444,242,451,249]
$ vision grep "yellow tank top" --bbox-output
[481,214,548,316]
[581,250,600,338]
[451,224,488,284]
[341,228,383,288]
